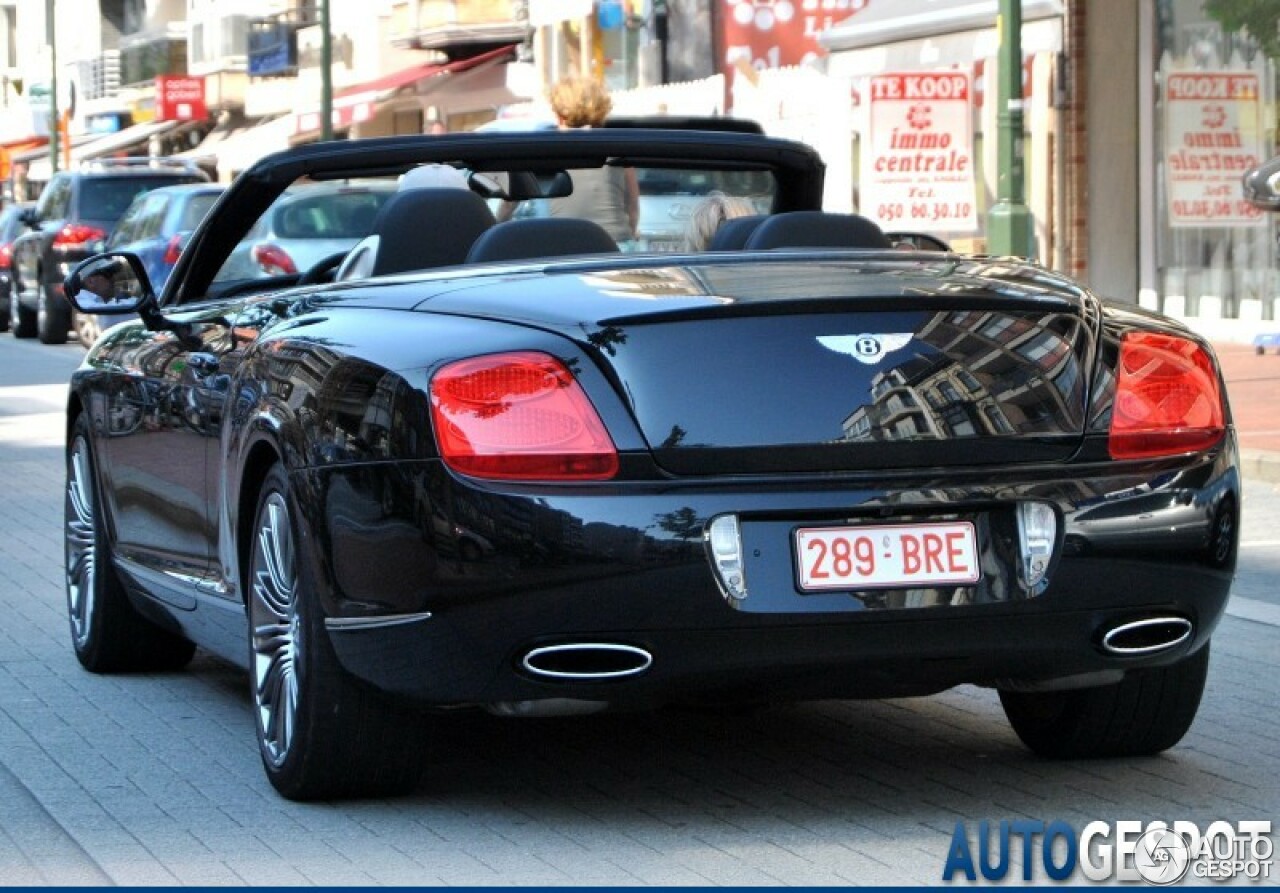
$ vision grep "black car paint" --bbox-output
[70,250,1237,705]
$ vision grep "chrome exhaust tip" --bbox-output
[521,643,653,680]
[1100,616,1194,656]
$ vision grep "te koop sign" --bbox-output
[862,71,978,233]
[1163,71,1265,228]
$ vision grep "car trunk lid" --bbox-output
[417,256,1098,475]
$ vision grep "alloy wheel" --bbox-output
[1211,503,1234,567]
[65,435,97,648]
[250,492,300,768]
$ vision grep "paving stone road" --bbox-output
[0,338,1276,887]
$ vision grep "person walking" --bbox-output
[545,77,639,245]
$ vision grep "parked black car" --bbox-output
[62,128,1237,801]
[0,201,34,333]
[10,158,208,343]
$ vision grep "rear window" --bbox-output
[272,190,392,239]
[178,193,222,231]
[81,176,205,224]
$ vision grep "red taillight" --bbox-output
[1109,331,1225,459]
[52,223,107,248]
[251,243,297,275]
[0,243,12,268]
[429,351,619,480]
[163,234,184,265]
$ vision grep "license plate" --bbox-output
[795,522,980,591]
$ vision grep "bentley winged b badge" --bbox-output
[817,333,914,365]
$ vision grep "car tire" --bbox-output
[248,463,426,801]
[37,283,69,345]
[65,414,197,673]
[10,289,36,338]
[998,644,1209,758]
[0,295,8,333]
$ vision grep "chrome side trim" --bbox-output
[325,611,434,631]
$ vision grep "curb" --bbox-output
[1240,449,1280,486]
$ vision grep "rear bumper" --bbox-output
[300,440,1238,706]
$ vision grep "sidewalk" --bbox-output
[1213,340,1280,484]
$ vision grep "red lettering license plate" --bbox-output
[794,522,981,591]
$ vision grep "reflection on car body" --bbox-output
[59,125,1239,803]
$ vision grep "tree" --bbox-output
[1205,0,1280,60]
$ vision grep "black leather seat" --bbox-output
[707,214,767,250]
[368,188,497,275]
[743,211,891,250]
[465,218,619,263]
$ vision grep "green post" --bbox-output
[320,0,333,141]
[47,0,59,173]
[987,0,1035,258]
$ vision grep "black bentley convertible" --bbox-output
[62,126,1238,800]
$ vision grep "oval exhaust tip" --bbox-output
[521,643,652,680]
[1101,616,1193,655]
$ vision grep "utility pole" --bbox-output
[320,0,333,141]
[987,0,1035,258]
[47,0,59,173]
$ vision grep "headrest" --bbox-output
[744,211,891,250]
[707,214,767,250]
[466,218,619,264]
[369,188,496,275]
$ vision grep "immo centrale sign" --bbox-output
[1163,71,1265,228]
[862,71,979,234]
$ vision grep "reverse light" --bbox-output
[1016,502,1056,591]
[163,234,184,265]
[1109,332,1225,459]
[706,514,748,602]
[429,351,618,480]
[52,223,107,251]
[251,243,297,275]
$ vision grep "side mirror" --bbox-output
[64,252,155,316]
[18,208,38,228]
[1242,155,1280,211]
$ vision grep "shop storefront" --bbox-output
[1140,0,1278,330]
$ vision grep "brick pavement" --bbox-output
[0,348,1277,886]
[1215,341,1280,483]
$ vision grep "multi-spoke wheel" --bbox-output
[247,463,426,801]
[65,414,196,673]
[249,489,300,770]
[1207,498,1236,569]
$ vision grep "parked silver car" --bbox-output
[216,180,395,282]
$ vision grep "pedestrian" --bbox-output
[544,76,639,245]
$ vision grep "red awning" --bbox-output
[295,45,518,137]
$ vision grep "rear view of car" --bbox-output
[107,184,226,292]
[217,181,395,281]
